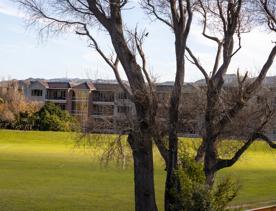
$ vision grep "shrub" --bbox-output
[168,155,239,211]
[35,102,78,131]
[212,177,240,211]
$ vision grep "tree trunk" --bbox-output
[205,168,215,186]
[203,85,220,186]
[164,97,181,211]
[165,31,186,211]
[128,132,158,211]
[204,138,217,186]
[102,6,158,210]
[195,141,206,162]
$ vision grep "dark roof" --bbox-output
[47,82,71,89]
[30,80,49,88]
[72,81,95,90]
[39,80,49,88]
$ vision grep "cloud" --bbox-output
[0,2,24,18]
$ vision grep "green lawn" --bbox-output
[0,130,276,210]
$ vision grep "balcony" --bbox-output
[46,89,66,101]
[92,91,114,102]
[45,99,67,104]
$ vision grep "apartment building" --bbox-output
[0,78,134,132]
[89,80,135,133]
[0,79,95,127]
[0,75,276,139]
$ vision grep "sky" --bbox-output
[0,0,275,82]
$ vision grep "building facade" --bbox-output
[1,76,276,140]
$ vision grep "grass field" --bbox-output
[0,130,276,210]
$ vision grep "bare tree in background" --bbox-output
[185,0,276,185]
[15,1,162,210]
[0,80,41,129]
[141,1,194,209]
[255,0,276,32]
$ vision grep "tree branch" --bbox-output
[153,135,169,165]
[211,43,222,76]
[216,106,274,171]
[215,133,256,171]
[63,0,94,16]
[76,25,133,99]
[144,0,173,29]
[183,0,193,39]
[246,45,276,94]
[198,0,221,44]
[186,47,209,81]
[170,0,179,29]
[214,45,275,140]
[134,29,153,90]
[259,0,276,32]
[86,0,110,28]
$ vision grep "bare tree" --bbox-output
[255,0,276,32]
[0,80,42,129]
[15,1,162,210]
[141,1,194,209]
[185,0,276,185]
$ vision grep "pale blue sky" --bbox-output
[0,0,275,82]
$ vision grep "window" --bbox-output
[31,89,43,96]
[92,91,114,102]
[56,90,66,99]
[47,90,66,100]
[117,106,130,114]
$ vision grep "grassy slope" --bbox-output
[219,147,276,207]
[0,130,276,210]
[0,130,165,211]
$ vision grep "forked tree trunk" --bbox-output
[164,59,185,210]
[102,5,159,210]
[128,132,158,211]
[164,24,188,211]
[204,138,217,186]
[165,94,182,211]
[203,85,220,186]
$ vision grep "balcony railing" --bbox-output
[46,96,66,100]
